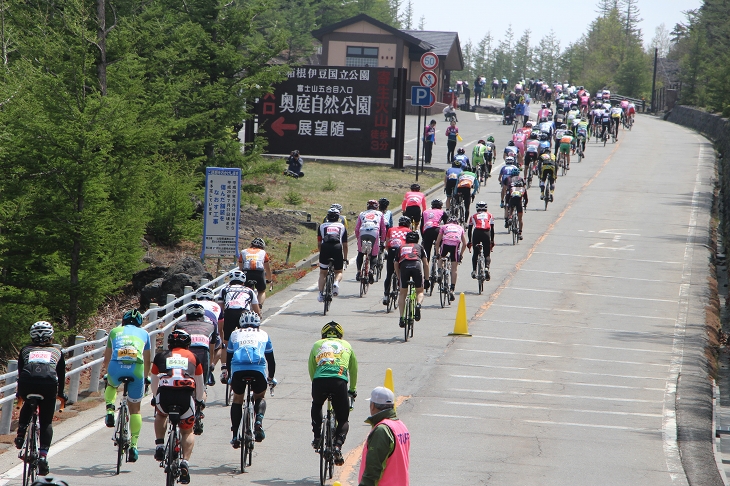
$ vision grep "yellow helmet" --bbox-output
[321,321,344,339]
[550,154,556,162]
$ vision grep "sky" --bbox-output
[408,0,702,51]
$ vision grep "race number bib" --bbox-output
[166,356,189,369]
[117,346,138,361]
[191,335,210,347]
[28,351,52,363]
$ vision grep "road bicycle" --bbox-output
[323,258,335,316]
[359,241,372,298]
[18,394,65,486]
[507,208,520,245]
[193,400,204,436]
[602,125,609,146]
[439,257,452,308]
[611,119,619,143]
[230,377,276,473]
[525,160,534,188]
[375,244,385,282]
[317,393,354,486]
[512,116,519,134]
[402,279,416,342]
[473,243,489,294]
[161,404,182,486]
[112,376,135,474]
[450,194,466,228]
[542,175,553,211]
[386,270,399,314]
[558,152,567,176]
[428,251,439,297]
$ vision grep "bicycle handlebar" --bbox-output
[268,378,278,397]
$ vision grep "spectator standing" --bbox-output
[422,120,436,164]
[444,120,459,164]
[462,82,471,110]
[523,99,531,126]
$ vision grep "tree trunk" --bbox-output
[97,0,107,95]
[68,184,83,332]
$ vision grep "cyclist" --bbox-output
[218,270,259,348]
[420,199,447,261]
[401,183,426,228]
[151,329,205,485]
[491,77,499,98]
[503,140,518,163]
[538,132,552,155]
[538,153,557,202]
[14,322,67,476]
[453,147,471,171]
[455,165,479,221]
[435,216,467,301]
[507,176,528,240]
[468,201,494,281]
[318,208,348,302]
[194,288,222,386]
[524,133,540,174]
[322,203,348,229]
[485,136,496,173]
[627,101,636,124]
[444,159,463,210]
[309,321,357,466]
[355,199,386,284]
[610,103,623,139]
[472,141,488,180]
[226,311,275,446]
[558,124,574,169]
[378,197,393,230]
[576,117,589,154]
[600,106,612,140]
[175,303,217,397]
[395,231,430,327]
[382,216,412,305]
[499,158,519,209]
[102,309,151,463]
[238,238,272,309]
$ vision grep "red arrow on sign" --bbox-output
[271,116,297,136]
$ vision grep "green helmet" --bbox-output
[487,136,494,143]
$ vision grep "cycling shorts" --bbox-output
[230,370,268,395]
[559,143,571,154]
[223,308,245,341]
[319,242,344,271]
[440,244,460,262]
[107,361,146,403]
[541,168,556,182]
[155,387,195,430]
[243,269,266,292]
[399,262,424,289]
[403,206,422,225]
[509,195,524,214]
[445,179,457,194]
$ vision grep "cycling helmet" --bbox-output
[529,133,538,140]
[487,136,495,143]
[122,309,143,327]
[539,133,549,141]
[447,215,459,224]
[398,215,412,227]
[195,287,214,301]
[452,159,462,168]
[475,201,488,212]
[431,199,443,209]
[168,329,191,349]
[541,103,547,108]
[367,199,379,210]
[30,321,54,343]
[405,231,419,243]
[560,124,567,129]
[478,139,485,145]
[457,148,465,155]
[505,157,516,165]
[508,141,515,146]
[513,178,525,187]
[410,183,420,191]
[31,478,70,486]
[330,203,343,212]
[326,209,340,222]
[251,237,265,249]
[378,198,390,210]
[239,310,261,328]
[321,321,344,339]
[229,270,246,284]
[525,121,533,128]
[184,303,206,320]
[510,166,521,176]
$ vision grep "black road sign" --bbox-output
[258,66,394,158]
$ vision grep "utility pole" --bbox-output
[650,48,658,113]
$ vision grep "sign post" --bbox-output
[201,167,241,261]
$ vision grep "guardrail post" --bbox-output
[183,285,193,304]
[88,329,108,393]
[67,335,85,403]
[163,293,176,345]
[200,278,209,286]
[0,360,18,434]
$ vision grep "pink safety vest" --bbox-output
[358,418,410,485]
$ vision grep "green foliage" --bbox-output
[322,176,337,192]
[146,161,202,246]
[284,190,304,205]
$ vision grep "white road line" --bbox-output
[521,268,664,283]
[423,413,482,420]
[661,140,706,485]
[506,287,561,293]
[449,388,663,404]
[575,292,678,303]
[524,420,653,431]
[0,420,107,484]
[447,401,663,418]
[471,335,671,354]
[450,374,664,391]
[476,317,667,335]
[458,349,669,368]
[492,304,579,313]
[447,363,665,381]
[261,291,307,324]
[600,312,675,321]
[532,251,682,264]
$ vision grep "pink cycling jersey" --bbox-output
[421,209,445,231]
[439,223,464,246]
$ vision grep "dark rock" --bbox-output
[161,273,200,298]
[140,278,164,310]
[132,266,169,292]
[166,256,212,280]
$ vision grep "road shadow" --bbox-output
[251,477,321,485]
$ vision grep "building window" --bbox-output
[346,46,378,67]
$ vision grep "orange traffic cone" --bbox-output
[449,292,472,336]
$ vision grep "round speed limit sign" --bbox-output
[420,52,439,71]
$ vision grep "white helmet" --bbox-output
[30,321,54,343]
[229,270,246,284]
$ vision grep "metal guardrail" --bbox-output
[0,268,236,434]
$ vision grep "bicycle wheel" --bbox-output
[165,428,177,486]
[21,419,37,486]
[428,257,437,297]
[318,419,327,486]
[323,272,332,316]
[511,217,518,245]
[403,295,411,342]
[327,413,335,479]
[476,256,484,295]
[116,404,128,474]
[225,381,231,406]
[544,185,549,211]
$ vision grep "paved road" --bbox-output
[0,113,716,486]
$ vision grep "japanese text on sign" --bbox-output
[201,168,241,258]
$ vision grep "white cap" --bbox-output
[370,387,395,406]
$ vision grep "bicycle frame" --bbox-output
[164,405,182,486]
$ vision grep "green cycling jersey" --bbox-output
[308,337,358,391]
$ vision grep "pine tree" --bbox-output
[403,0,413,29]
